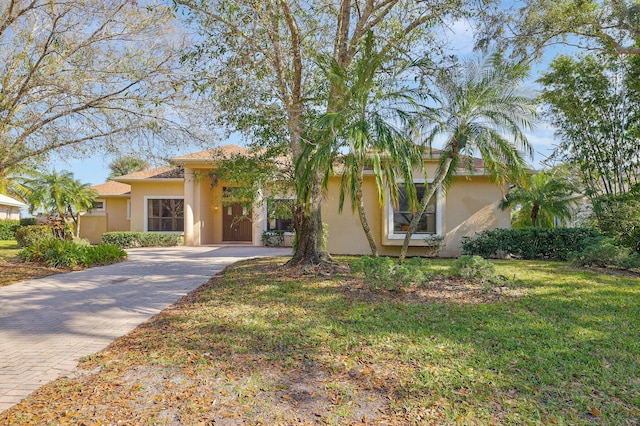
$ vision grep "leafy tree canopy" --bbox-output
[538,53,640,198]
[0,0,200,175]
[505,0,640,58]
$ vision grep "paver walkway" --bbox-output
[0,245,289,412]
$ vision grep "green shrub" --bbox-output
[451,255,496,282]
[72,237,91,247]
[18,239,127,268]
[592,191,640,252]
[570,237,630,268]
[0,219,20,240]
[262,230,285,246]
[17,240,48,263]
[19,217,37,226]
[81,244,128,266]
[461,227,602,260]
[101,231,182,249]
[350,256,430,290]
[622,252,640,270]
[44,240,84,268]
[15,225,54,247]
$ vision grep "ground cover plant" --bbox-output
[0,238,127,287]
[0,239,65,287]
[2,257,638,425]
[18,239,127,269]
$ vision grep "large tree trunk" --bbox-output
[288,176,332,266]
[399,156,453,264]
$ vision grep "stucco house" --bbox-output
[80,144,510,257]
[0,194,27,220]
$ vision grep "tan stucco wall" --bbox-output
[186,170,261,245]
[106,198,130,233]
[322,172,510,257]
[322,174,385,256]
[79,197,130,243]
[79,214,108,244]
[129,181,184,232]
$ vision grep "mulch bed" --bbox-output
[0,260,68,287]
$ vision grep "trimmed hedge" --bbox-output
[19,217,37,226]
[461,227,602,260]
[15,225,54,248]
[0,219,20,240]
[101,231,182,249]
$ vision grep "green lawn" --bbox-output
[0,239,19,260]
[2,258,639,425]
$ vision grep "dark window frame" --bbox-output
[147,198,184,232]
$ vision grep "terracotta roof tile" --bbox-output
[115,165,183,180]
[171,144,249,161]
[423,147,486,172]
[91,181,131,196]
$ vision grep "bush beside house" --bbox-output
[15,225,54,247]
[461,227,602,260]
[0,219,21,240]
[101,231,182,249]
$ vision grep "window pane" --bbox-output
[267,199,294,232]
[147,199,184,232]
[393,184,436,234]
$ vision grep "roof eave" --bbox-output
[114,178,184,183]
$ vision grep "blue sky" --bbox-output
[56,17,564,187]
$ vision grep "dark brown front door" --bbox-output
[222,203,252,242]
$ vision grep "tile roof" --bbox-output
[115,165,184,180]
[171,144,249,161]
[91,181,131,196]
[423,147,486,172]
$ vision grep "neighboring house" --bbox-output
[80,144,511,257]
[0,194,27,220]
[80,181,131,241]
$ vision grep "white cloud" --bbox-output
[439,19,475,55]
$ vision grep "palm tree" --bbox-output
[501,167,580,228]
[22,170,98,237]
[0,165,31,202]
[399,54,537,263]
[301,34,423,256]
[108,156,149,179]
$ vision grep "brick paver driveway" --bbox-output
[0,245,289,411]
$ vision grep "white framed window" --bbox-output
[144,196,184,232]
[92,199,106,211]
[126,199,131,220]
[387,180,443,240]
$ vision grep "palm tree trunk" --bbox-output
[399,156,453,264]
[356,170,378,256]
[531,203,539,227]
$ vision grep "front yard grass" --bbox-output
[0,239,19,260]
[1,258,639,424]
